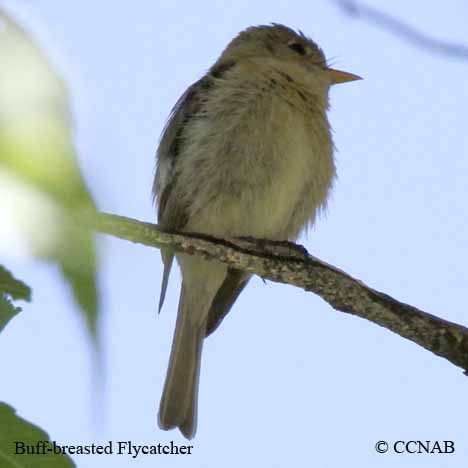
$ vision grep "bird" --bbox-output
[153,23,360,439]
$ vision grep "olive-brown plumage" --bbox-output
[153,23,359,439]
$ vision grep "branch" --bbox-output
[332,0,468,61]
[88,211,468,375]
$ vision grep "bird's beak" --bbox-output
[327,68,362,85]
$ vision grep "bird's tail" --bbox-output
[158,284,205,439]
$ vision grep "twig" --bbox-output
[88,210,468,375]
[332,0,468,61]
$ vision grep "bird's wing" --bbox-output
[154,61,239,313]
[154,76,210,312]
[205,268,251,336]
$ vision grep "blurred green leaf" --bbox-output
[0,402,75,467]
[0,294,20,333]
[0,265,31,333]
[0,9,99,343]
[0,265,31,301]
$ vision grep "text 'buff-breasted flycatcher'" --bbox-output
[153,24,360,439]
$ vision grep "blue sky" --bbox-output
[1,1,467,467]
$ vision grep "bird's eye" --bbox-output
[288,42,306,55]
